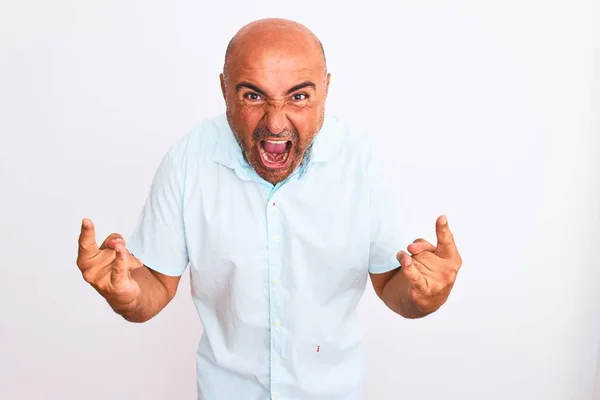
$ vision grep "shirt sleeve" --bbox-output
[127,143,189,277]
[367,143,405,274]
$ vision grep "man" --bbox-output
[76,18,462,400]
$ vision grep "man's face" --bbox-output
[221,44,330,185]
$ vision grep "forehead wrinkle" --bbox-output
[233,60,321,97]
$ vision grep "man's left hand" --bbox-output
[396,215,463,315]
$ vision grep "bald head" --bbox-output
[219,18,331,185]
[223,18,327,80]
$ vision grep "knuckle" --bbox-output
[408,287,420,301]
[96,282,110,295]
[442,268,457,282]
[109,232,122,238]
[448,234,456,245]
[108,233,124,242]
[430,282,443,295]
[82,270,95,284]
[448,269,458,282]
[76,253,93,266]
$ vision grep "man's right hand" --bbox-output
[76,218,142,309]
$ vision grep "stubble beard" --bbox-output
[225,111,324,184]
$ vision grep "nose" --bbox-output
[264,105,288,135]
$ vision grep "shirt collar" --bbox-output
[211,115,246,170]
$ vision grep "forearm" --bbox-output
[107,266,171,323]
[381,271,434,319]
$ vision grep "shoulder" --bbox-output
[322,115,369,146]
[320,114,381,171]
[162,113,227,163]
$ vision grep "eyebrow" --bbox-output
[235,81,317,97]
[285,81,316,94]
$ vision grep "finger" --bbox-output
[78,218,99,261]
[81,248,118,283]
[110,244,132,287]
[412,251,439,273]
[407,238,437,255]
[92,248,119,268]
[397,251,428,293]
[435,215,458,258]
[396,250,412,268]
[100,233,126,250]
[112,243,130,274]
[399,250,431,275]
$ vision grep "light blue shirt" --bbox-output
[127,113,405,400]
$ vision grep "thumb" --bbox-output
[78,218,99,260]
[435,215,457,258]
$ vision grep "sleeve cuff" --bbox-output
[127,236,188,277]
[368,259,400,274]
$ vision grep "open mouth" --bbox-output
[258,140,293,170]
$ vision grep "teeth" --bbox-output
[259,145,289,163]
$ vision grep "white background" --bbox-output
[0,1,598,399]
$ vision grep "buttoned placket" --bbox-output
[258,167,305,399]
[266,183,284,399]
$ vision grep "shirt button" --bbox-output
[274,356,281,364]
[274,320,281,327]
[273,235,280,243]
[273,279,281,286]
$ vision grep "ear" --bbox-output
[220,73,226,100]
[324,72,331,98]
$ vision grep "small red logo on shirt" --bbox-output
[316,346,320,352]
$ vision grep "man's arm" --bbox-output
[370,268,431,319]
[111,265,181,323]
[102,233,182,323]
[370,216,462,319]
[78,221,182,324]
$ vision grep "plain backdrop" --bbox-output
[0,1,598,399]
